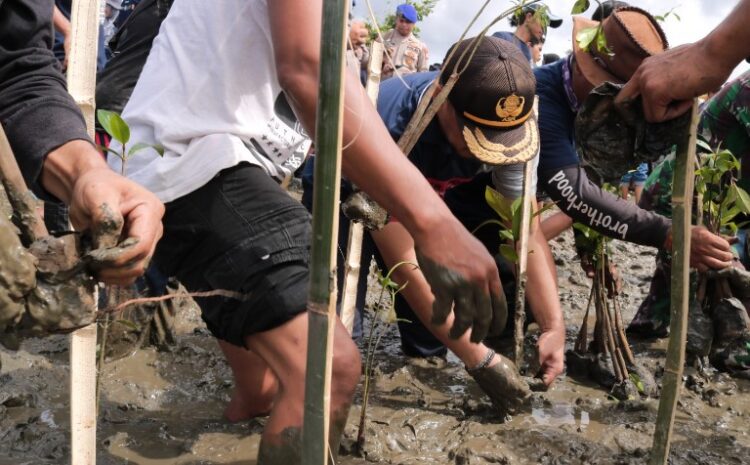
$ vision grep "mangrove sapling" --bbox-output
[568,184,637,395]
[475,185,553,367]
[689,143,750,367]
[94,110,166,405]
[357,261,415,454]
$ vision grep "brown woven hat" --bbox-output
[441,36,538,165]
[572,6,667,87]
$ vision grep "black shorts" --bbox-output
[153,163,311,347]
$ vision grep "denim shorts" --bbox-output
[620,163,649,186]
[153,163,311,347]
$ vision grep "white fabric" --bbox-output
[110,0,310,202]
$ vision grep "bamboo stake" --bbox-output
[340,40,384,334]
[649,100,699,465]
[301,0,348,463]
[513,124,537,367]
[66,1,100,465]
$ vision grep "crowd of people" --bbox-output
[2,0,750,463]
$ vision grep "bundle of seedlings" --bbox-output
[566,215,656,400]
[687,144,750,379]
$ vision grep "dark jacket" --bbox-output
[0,0,90,198]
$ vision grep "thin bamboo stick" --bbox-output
[0,126,48,242]
[66,1,100,465]
[340,40,384,334]
[301,0,348,463]
[649,100,699,465]
[513,123,537,366]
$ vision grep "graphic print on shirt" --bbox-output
[247,92,311,181]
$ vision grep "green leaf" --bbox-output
[721,205,741,225]
[152,143,165,157]
[576,26,598,52]
[499,244,519,263]
[511,197,523,240]
[127,142,153,158]
[629,373,645,394]
[734,185,750,214]
[696,138,713,153]
[96,109,130,145]
[595,28,611,55]
[498,229,515,242]
[571,0,590,15]
[485,186,512,223]
[98,145,124,160]
[115,319,140,331]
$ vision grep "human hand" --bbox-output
[615,42,733,122]
[415,219,506,343]
[537,325,565,386]
[683,226,733,272]
[42,141,164,285]
[69,167,164,284]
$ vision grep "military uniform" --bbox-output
[379,29,428,80]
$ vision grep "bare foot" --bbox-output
[223,388,274,423]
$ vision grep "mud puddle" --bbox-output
[2,224,750,464]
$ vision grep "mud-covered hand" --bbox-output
[42,141,164,285]
[537,324,565,386]
[681,226,733,272]
[415,220,505,344]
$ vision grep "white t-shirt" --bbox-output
[110,0,311,202]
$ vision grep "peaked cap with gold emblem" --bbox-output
[440,36,538,165]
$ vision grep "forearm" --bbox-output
[41,140,109,205]
[524,216,564,332]
[52,6,71,37]
[271,4,453,244]
[700,0,750,73]
[541,165,670,248]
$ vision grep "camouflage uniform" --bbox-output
[379,29,428,80]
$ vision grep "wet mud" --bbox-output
[2,222,750,464]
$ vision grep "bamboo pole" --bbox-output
[340,40,384,334]
[513,136,537,367]
[649,100,699,465]
[66,1,100,464]
[301,0,348,463]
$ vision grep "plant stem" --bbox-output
[650,100,699,465]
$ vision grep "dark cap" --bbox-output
[440,36,538,165]
[511,3,563,29]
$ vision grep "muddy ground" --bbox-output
[1,214,750,465]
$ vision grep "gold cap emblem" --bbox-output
[495,94,525,121]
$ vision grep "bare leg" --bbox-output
[248,313,361,464]
[633,184,644,205]
[218,340,278,422]
[619,184,629,201]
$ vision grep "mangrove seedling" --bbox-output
[357,261,415,454]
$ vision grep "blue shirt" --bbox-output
[377,71,481,192]
[534,59,579,174]
[492,31,532,64]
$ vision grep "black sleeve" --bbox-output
[0,0,90,199]
[539,164,671,248]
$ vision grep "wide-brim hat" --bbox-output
[572,6,667,88]
[441,36,538,165]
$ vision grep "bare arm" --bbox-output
[617,0,750,122]
[269,0,504,342]
[52,5,71,69]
